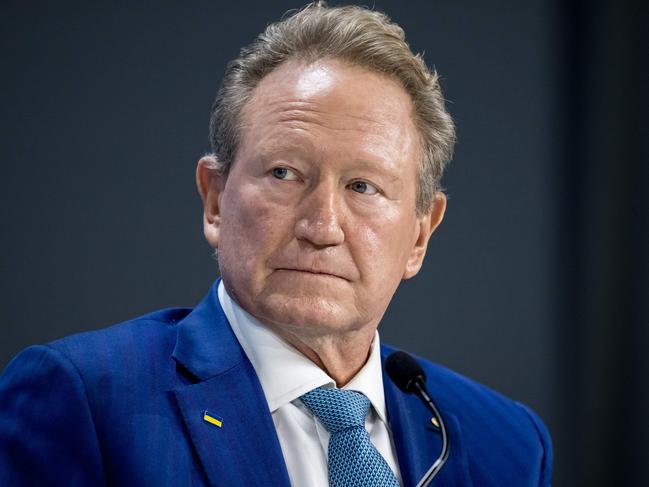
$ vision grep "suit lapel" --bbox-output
[382,348,473,487]
[171,282,291,487]
[173,362,290,487]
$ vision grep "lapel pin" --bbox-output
[203,410,223,428]
[430,416,440,429]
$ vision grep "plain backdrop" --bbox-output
[1,1,647,486]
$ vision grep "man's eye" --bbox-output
[271,167,297,180]
[349,180,378,195]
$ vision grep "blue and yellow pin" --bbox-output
[203,410,223,428]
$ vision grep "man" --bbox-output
[0,3,552,486]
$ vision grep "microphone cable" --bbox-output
[385,351,450,487]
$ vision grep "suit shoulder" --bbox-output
[46,307,191,362]
[2,307,194,393]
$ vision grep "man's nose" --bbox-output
[294,184,345,247]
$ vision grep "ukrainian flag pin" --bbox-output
[203,410,223,428]
[430,416,440,429]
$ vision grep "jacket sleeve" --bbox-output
[516,402,553,487]
[0,345,105,486]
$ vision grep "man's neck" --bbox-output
[265,324,377,386]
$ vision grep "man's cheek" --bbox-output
[238,196,279,231]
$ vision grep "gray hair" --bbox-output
[208,1,455,214]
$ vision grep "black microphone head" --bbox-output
[385,351,427,394]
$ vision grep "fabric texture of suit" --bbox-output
[0,280,552,486]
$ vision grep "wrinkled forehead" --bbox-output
[237,57,422,159]
[246,58,416,120]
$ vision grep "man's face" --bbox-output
[199,58,445,338]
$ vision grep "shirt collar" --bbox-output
[217,281,388,424]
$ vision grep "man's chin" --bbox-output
[255,292,362,336]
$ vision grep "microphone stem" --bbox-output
[411,381,450,487]
[412,381,435,412]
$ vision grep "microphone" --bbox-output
[385,351,450,487]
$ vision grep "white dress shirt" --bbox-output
[218,281,402,487]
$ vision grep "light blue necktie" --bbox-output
[300,387,400,487]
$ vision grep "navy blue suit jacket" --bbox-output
[0,281,552,486]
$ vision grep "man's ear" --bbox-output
[403,192,447,279]
[196,155,225,249]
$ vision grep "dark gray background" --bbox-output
[1,1,647,486]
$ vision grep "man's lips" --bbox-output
[274,267,351,281]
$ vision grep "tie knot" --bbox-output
[300,388,370,433]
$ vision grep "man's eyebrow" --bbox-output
[347,159,404,182]
[251,122,407,181]
[256,138,314,158]
[257,147,404,183]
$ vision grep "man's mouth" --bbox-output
[275,268,350,281]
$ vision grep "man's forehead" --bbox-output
[244,58,416,124]
[238,59,417,150]
[292,61,338,99]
